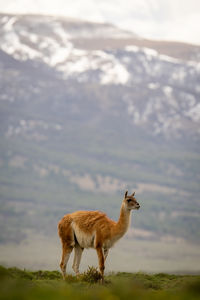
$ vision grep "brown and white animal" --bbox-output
[58,190,140,282]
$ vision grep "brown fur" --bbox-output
[58,190,140,281]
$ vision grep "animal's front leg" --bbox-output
[96,247,105,284]
[103,248,109,261]
[72,244,84,275]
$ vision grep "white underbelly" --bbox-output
[72,223,95,249]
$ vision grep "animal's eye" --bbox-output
[127,199,132,203]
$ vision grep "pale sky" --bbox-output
[0,0,200,45]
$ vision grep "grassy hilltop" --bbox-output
[0,265,200,300]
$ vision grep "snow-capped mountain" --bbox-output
[1,14,200,246]
[0,13,200,140]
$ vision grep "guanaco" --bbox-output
[58,190,140,282]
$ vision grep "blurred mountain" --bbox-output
[0,13,200,245]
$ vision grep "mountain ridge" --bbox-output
[1,13,200,140]
[1,13,200,61]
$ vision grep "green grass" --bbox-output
[0,265,200,300]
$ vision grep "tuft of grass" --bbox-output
[63,266,102,284]
[79,266,102,284]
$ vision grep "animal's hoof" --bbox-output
[101,277,105,284]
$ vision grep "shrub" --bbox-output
[80,266,102,283]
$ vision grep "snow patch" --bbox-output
[49,46,72,66]
[148,82,160,90]
[20,30,39,43]
[159,54,180,64]
[53,22,71,42]
[171,68,187,83]
[143,47,158,57]
[185,103,200,122]
[100,59,129,85]
[163,86,173,96]
[125,44,181,65]
[2,16,17,31]
[1,30,41,60]
[125,45,139,52]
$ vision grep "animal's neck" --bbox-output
[114,203,131,237]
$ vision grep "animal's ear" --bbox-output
[131,192,135,197]
[124,190,128,198]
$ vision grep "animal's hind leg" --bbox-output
[60,242,73,279]
[58,217,75,279]
[72,244,84,275]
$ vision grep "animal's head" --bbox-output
[123,190,140,210]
